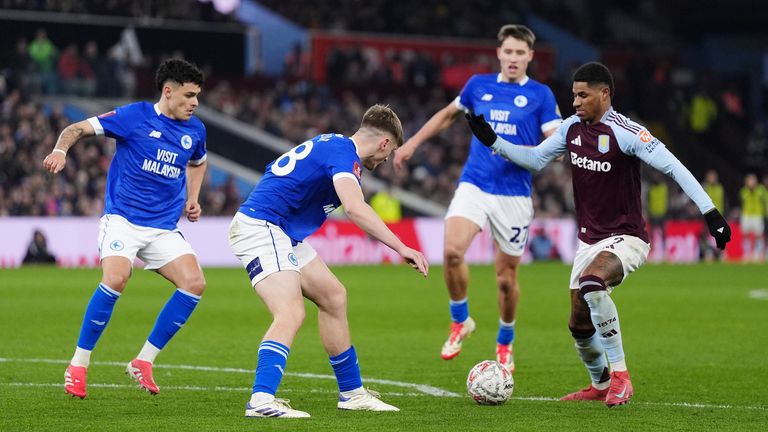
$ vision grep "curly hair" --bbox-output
[155,58,204,91]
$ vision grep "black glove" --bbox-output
[704,209,731,250]
[465,112,497,147]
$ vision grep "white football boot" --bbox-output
[337,387,399,411]
[245,393,310,418]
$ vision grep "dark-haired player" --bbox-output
[466,62,731,407]
[44,58,208,399]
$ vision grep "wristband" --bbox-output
[52,149,67,156]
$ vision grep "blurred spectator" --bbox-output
[22,229,57,264]
[739,173,767,262]
[702,169,726,214]
[528,227,559,261]
[27,29,58,94]
[370,188,402,223]
[689,86,717,147]
[744,121,767,173]
[647,171,668,257]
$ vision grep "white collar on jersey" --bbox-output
[154,103,162,115]
[497,73,529,86]
[599,106,616,123]
[349,136,360,157]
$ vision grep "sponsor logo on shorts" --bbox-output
[110,240,124,251]
[288,253,298,266]
[246,257,263,280]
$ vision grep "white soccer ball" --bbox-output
[466,360,514,405]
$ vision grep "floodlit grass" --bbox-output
[1,263,766,431]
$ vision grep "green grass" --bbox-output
[1,263,767,431]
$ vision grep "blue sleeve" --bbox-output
[190,121,207,164]
[538,87,562,133]
[327,142,361,184]
[457,75,479,112]
[89,103,142,140]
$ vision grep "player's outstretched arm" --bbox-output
[185,160,207,222]
[394,102,462,171]
[636,140,731,249]
[464,112,561,171]
[335,177,428,276]
[43,120,95,174]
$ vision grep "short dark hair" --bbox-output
[155,58,204,92]
[497,24,535,49]
[573,62,614,98]
[360,104,403,147]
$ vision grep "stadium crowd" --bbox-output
[1,1,767,261]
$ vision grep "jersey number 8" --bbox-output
[271,140,314,176]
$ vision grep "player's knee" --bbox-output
[444,246,464,267]
[101,273,129,292]
[323,284,347,312]
[495,275,517,295]
[273,306,305,334]
[568,323,595,340]
[577,274,607,297]
[182,274,206,296]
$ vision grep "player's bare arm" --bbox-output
[43,120,96,174]
[394,102,463,171]
[334,177,428,276]
[184,160,207,222]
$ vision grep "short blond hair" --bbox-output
[360,104,403,147]
[497,24,535,49]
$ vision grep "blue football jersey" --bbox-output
[239,134,362,242]
[456,73,561,196]
[88,102,207,230]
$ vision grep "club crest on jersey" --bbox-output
[110,240,124,251]
[180,135,193,150]
[288,252,298,266]
[598,135,610,153]
[353,161,362,180]
[514,95,528,108]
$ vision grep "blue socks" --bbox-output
[330,345,363,392]
[147,289,201,350]
[497,319,516,345]
[253,341,290,395]
[77,283,121,350]
[449,297,469,323]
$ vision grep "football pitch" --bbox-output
[1,263,766,431]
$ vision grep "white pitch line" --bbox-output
[2,358,766,411]
[748,289,768,300]
[0,357,460,397]
[0,382,423,397]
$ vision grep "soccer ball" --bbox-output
[466,360,514,405]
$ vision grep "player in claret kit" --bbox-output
[229,104,428,418]
[394,24,562,373]
[43,58,208,399]
[465,62,731,407]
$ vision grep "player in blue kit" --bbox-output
[229,104,428,418]
[394,24,561,372]
[43,59,208,399]
[466,62,731,406]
